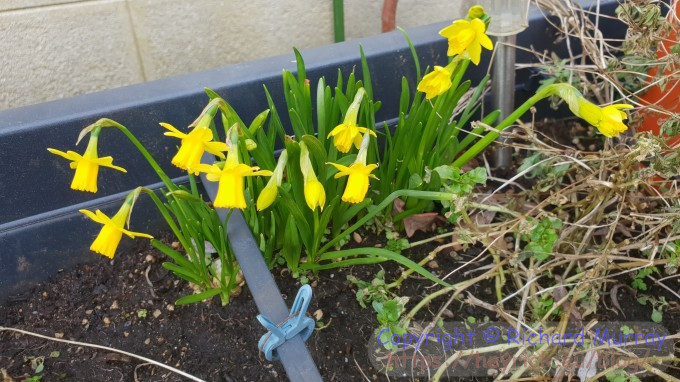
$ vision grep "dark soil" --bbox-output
[2,225,677,381]
[0,229,494,382]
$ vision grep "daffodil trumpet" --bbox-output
[327,88,377,153]
[80,188,153,259]
[328,131,378,204]
[197,126,272,209]
[162,113,229,175]
[256,150,288,211]
[47,126,126,193]
[300,143,326,211]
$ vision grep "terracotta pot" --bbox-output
[638,1,680,148]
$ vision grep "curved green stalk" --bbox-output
[82,118,176,191]
[452,84,570,168]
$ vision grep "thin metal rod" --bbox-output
[492,34,517,169]
[199,153,322,382]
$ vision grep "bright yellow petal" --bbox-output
[467,40,482,65]
[80,209,107,225]
[204,141,229,158]
[439,20,468,38]
[478,32,493,50]
[94,156,127,173]
[249,169,274,177]
[328,162,351,177]
[47,148,82,162]
[161,122,187,139]
[120,228,154,239]
[356,127,377,137]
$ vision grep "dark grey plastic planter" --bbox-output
[0,1,624,380]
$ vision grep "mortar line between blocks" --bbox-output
[123,0,147,82]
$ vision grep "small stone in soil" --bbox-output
[81,319,89,326]
[103,317,111,326]
[54,332,64,339]
[153,309,162,318]
[110,300,119,310]
[85,309,93,315]
[144,338,151,345]
[166,304,175,312]
[313,309,323,320]
[428,260,439,269]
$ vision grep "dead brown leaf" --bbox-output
[403,213,445,238]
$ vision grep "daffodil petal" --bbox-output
[80,209,109,225]
[48,148,82,162]
[94,156,127,173]
[204,141,229,158]
[328,162,351,176]
[121,228,154,239]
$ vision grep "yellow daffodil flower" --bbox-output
[550,84,633,138]
[300,143,326,211]
[47,126,126,193]
[256,150,288,211]
[80,190,152,259]
[575,100,634,138]
[161,114,229,175]
[197,127,272,209]
[439,18,493,65]
[327,88,377,153]
[328,132,378,204]
[417,63,455,100]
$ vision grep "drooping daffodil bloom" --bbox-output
[300,142,326,211]
[197,126,272,209]
[549,83,633,138]
[574,100,634,138]
[327,88,377,153]
[256,150,288,211]
[80,189,152,259]
[417,62,456,100]
[439,18,493,65]
[161,114,229,175]
[47,126,126,193]
[328,132,378,204]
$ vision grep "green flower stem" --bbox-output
[93,118,177,191]
[451,85,561,169]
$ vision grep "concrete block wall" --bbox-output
[0,0,467,111]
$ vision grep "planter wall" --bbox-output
[0,0,625,302]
